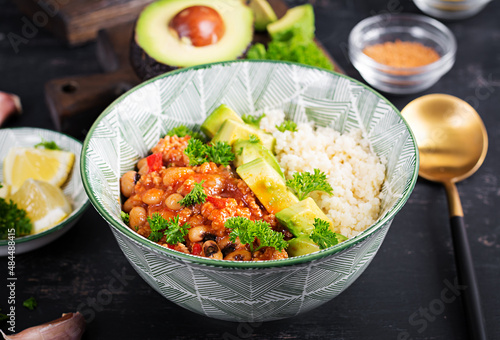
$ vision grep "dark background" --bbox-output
[1,0,499,339]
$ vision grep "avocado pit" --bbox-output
[169,6,225,47]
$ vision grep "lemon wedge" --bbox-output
[3,147,75,193]
[0,184,10,198]
[10,179,72,234]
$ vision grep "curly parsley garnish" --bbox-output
[0,198,32,239]
[242,113,266,128]
[167,125,205,141]
[120,211,130,224]
[34,138,61,150]
[310,218,347,249]
[147,213,190,244]
[225,216,287,252]
[248,134,261,144]
[276,120,297,132]
[184,139,235,166]
[206,141,235,165]
[23,297,37,310]
[178,181,207,207]
[286,169,333,200]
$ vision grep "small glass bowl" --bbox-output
[348,13,456,95]
[413,0,492,20]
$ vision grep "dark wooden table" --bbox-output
[1,0,499,339]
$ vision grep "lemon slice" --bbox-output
[3,147,75,193]
[10,179,72,234]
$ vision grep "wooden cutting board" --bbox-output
[11,0,155,46]
[43,0,345,138]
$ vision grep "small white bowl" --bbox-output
[0,128,89,256]
[413,0,492,20]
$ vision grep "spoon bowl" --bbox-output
[402,93,488,340]
[402,94,487,183]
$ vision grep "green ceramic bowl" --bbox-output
[0,128,89,256]
[81,60,418,322]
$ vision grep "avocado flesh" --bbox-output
[212,119,275,152]
[249,0,278,31]
[267,4,315,41]
[134,0,253,69]
[287,236,320,257]
[201,104,244,138]
[276,197,333,237]
[236,158,298,214]
[233,139,284,178]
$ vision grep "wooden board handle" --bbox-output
[45,71,138,130]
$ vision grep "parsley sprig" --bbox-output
[225,216,287,252]
[286,169,333,200]
[167,125,205,141]
[276,120,297,132]
[34,138,61,150]
[310,218,347,249]
[147,214,190,244]
[248,134,260,143]
[242,113,266,128]
[184,139,235,166]
[0,197,32,239]
[178,181,207,207]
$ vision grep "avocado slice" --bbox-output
[249,0,278,31]
[236,158,298,214]
[267,4,315,42]
[212,119,276,152]
[276,197,333,237]
[233,139,284,178]
[131,0,254,80]
[201,104,244,138]
[287,236,320,257]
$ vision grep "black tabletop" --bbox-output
[1,0,499,339]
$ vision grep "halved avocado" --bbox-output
[131,0,254,80]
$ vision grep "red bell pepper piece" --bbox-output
[192,243,202,256]
[206,196,227,209]
[146,153,163,173]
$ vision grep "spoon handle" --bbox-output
[450,216,487,340]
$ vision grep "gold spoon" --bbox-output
[402,94,488,340]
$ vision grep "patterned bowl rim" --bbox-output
[81,60,419,269]
[0,127,90,246]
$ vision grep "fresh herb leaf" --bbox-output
[286,169,333,200]
[0,183,3,188]
[167,125,205,141]
[310,218,347,249]
[34,138,61,150]
[248,134,260,144]
[276,120,298,133]
[178,181,207,207]
[206,141,234,166]
[237,147,243,156]
[184,139,235,166]
[0,198,32,239]
[225,217,287,252]
[242,113,266,128]
[120,211,129,224]
[23,297,37,310]
[184,138,208,166]
[147,213,190,244]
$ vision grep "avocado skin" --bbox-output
[130,33,179,80]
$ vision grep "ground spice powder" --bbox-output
[363,40,440,68]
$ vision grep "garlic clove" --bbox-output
[1,312,85,340]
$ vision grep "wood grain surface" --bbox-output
[11,0,154,45]
[0,0,499,339]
